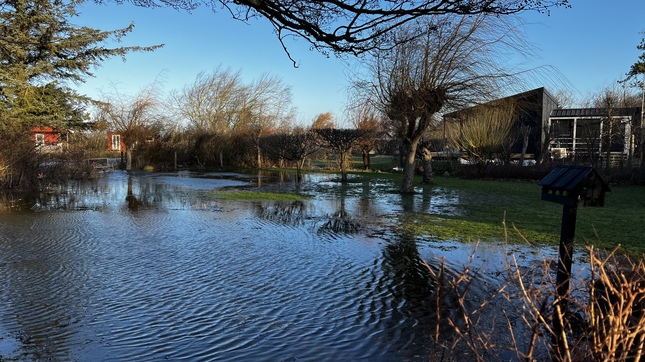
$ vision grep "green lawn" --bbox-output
[211,190,310,201]
[398,175,645,256]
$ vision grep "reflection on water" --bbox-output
[254,200,308,226]
[0,170,535,361]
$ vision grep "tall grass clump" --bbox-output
[588,249,645,361]
[424,229,645,361]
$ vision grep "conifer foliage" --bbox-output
[0,0,162,189]
[0,0,162,129]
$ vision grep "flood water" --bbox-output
[0,171,561,361]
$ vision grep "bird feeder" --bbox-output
[538,165,610,358]
[538,165,609,207]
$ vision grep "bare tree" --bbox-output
[589,85,641,168]
[234,73,296,168]
[133,0,569,58]
[350,103,384,170]
[170,67,295,168]
[315,128,366,182]
[98,82,165,170]
[171,67,243,134]
[261,129,318,182]
[169,67,243,167]
[359,14,534,192]
[552,89,580,108]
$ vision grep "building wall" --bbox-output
[443,87,559,162]
[31,126,60,145]
[107,132,126,152]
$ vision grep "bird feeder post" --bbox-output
[538,165,610,360]
[553,201,577,356]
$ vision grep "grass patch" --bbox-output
[400,214,558,244]
[211,190,310,201]
[395,175,645,255]
[311,155,400,172]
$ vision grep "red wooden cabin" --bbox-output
[32,126,61,145]
[108,132,126,152]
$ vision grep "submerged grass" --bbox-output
[211,190,310,201]
[344,171,645,255]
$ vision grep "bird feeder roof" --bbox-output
[538,165,610,206]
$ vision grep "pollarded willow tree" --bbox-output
[314,128,367,182]
[358,14,538,193]
[261,130,318,182]
[350,102,384,171]
[122,0,569,59]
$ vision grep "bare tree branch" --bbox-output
[115,0,570,57]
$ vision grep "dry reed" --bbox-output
[423,224,645,362]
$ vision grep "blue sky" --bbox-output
[72,0,645,125]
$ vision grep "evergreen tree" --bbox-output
[625,33,645,85]
[0,0,163,130]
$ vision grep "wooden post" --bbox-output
[538,165,610,360]
[552,202,578,360]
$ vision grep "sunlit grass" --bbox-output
[211,190,310,201]
[388,175,645,255]
[400,213,559,244]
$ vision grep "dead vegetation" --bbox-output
[424,227,645,361]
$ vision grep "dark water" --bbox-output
[0,171,553,361]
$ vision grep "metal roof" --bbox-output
[538,165,595,191]
[538,165,610,191]
[443,87,550,118]
[550,107,640,118]
[538,165,610,206]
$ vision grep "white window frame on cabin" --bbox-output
[111,134,121,151]
[35,133,44,145]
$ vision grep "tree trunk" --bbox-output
[401,139,419,193]
[519,131,529,166]
[256,145,262,169]
[605,120,612,169]
[219,150,224,169]
[296,158,307,183]
[126,148,133,171]
[340,151,348,182]
[362,147,371,170]
[421,146,433,184]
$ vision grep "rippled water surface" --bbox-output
[0,171,553,361]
